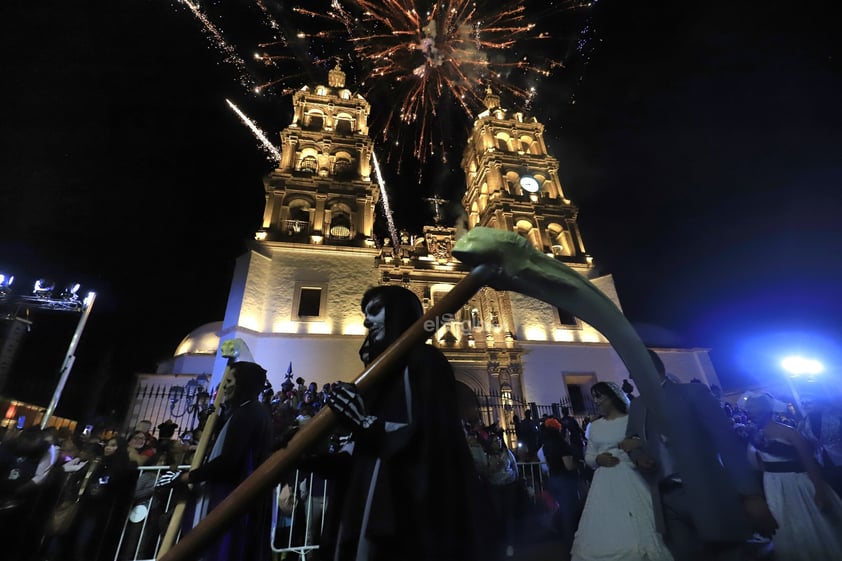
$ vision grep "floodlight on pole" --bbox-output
[779,354,824,419]
[780,355,824,377]
[0,273,13,300]
[40,291,96,429]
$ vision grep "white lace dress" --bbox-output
[752,438,842,561]
[570,416,673,561]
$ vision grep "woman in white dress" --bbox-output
[570,382,673,561]
[743,393,842,561]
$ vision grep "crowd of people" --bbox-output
[0,416,199,561]
[3,284,842,561]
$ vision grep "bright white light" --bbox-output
[781,356,824,376]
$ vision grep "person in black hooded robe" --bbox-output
[324,285,487,561]
[178,360,273,561]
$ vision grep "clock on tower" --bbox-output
[519,176,540,193]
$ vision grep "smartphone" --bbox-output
[16,416,25,430]
[82,424,93,437]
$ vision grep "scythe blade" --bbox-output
[452,227,670,429]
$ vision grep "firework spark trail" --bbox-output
[225,99,282,162]
[255,0,281,30]
[371,151,400,249]
[178,0,254,90]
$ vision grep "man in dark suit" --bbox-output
[622,350,778,561]
[516,410,542,461]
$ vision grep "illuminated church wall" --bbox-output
[208,244,380,387]
[519,343,721,406]
[519,343,629,403]
[659,349,719,385]
[247,334,365,388]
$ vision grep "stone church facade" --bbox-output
[138,65,719,433]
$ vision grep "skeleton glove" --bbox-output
[327,382,377,430]
[156,469,183,488]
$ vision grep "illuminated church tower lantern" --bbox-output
[461,87,615,343]
[210,64,383,385]
[257,63,378,246]
[463,87,589,263]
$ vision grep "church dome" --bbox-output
[173,321,223,356]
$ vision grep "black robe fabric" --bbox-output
[188,399,273,561]
[326,343,488,561]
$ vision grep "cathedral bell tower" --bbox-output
[257,64,379,247]
[461,87,591,265]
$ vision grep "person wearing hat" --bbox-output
[538,416,580,551]
[177,361,273,561]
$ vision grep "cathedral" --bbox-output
[137,65,719,432]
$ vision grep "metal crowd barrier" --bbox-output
[113,463,550,561]
[271,470,330,560]
[113,465,191,561]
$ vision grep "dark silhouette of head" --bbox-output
[157,420,178,439]
[231,361,268,402]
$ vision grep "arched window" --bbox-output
[333,157,353,178]
[286,200,311,234]
[305,113,324,131]
[496,135,510,151]
[329,213,351,239]
[515,219,541,250]
[546,223,572,256]
[299,155,318,174]
[335,117,353,135]
[519,135,535,153]
[328,202,353,239]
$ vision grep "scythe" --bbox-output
[157,227,670,561]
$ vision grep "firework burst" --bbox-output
[264,0,592,164]
[173,0,593,165]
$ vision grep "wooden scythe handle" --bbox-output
[157,264,496,561]
[156,361,236,557]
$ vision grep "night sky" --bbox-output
[1,0,840,420]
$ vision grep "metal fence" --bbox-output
[111,462,557,561]
[123,381,596,444]
[472,390,595,449]
[113,464,190,561]
[122,382,216,439]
